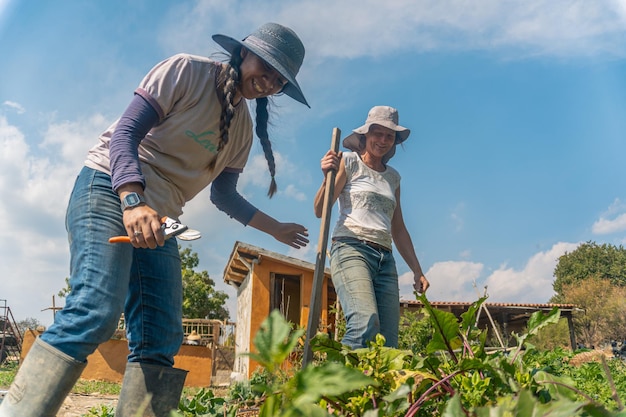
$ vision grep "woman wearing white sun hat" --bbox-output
[314,105,430,349]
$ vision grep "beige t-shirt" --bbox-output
[85,53,253,217]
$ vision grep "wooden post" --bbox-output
[302,127,341,367]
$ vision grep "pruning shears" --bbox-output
[108,216,201,244]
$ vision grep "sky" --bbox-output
[1,0,626,327]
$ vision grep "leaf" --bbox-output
[291,361,377,405]
[533,370,578,401]
[310,332,350,363]
[459,296,486,333]
[526,307,561,337]
[442,394,465,417]
[246,310,305,372]
[417,294,462,360]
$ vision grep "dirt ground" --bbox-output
[57,393,119,416]
[0,392,118,417]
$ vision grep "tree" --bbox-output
[16,317,43,335]
[560,275,626,347]
[180,246,230,320]
[552,241,626,303]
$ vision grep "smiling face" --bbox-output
[363,124,396,160]
[237,48,287,100]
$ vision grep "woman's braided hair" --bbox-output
[214,47,278,198]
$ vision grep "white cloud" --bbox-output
[0,114,111,326]
[162,0,626,61]
[2,101,25,114]
[400,260,484,302]
[592,198,626,234]
[400,241,580,304]
[483,242,580,303]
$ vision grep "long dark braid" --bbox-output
[255,97,277,198]
[210,48,242,171]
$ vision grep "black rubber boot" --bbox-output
[0,337,86,417]
[115,362,188,417]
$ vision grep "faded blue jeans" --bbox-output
[329,239,400,349]
[41,166,183,366]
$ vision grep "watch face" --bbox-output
[125,193,140,206]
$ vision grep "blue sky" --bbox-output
[2,0,626,326]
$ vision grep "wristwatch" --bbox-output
[120,192,146,211]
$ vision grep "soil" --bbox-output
[57,393,118,416]
[0,391,118,417]
[1,387,231,416]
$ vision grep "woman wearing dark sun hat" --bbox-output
[315,106,430,350]
[0,22,309,417]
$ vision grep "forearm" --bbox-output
[247,211,309,249]
[393,229,425,277]
[313,180,326,218]
[247,210,279,235]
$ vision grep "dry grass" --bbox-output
[568,349,611,367]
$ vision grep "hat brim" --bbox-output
[353,122,410,143]
[212,34,309,107]
[343,121,410,164]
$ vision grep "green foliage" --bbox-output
[0,361,17,387]
[553,241,626,302]
[72,379,121,395]
[82,404,115,417]
[180,246,229,320]
[246,310,374,416]
[58,276,71,298]
[530,317,572,351]
[398,310,431,354]
[178,296,626,416]
[176,388,234,417]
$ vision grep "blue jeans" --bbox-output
[41,166,183,366]
[329,239,400,349]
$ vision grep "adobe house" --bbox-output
[222,241,335,379]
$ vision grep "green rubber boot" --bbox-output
[0,337,86,417]
[115,362,188,417]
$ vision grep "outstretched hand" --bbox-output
[273,222,309,249]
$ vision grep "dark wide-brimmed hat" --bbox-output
[212,22,309,107]
[343,106,410,163]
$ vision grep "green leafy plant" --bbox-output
[178,296,626,416]
[82,404,115,417]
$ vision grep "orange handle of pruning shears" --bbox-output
[109,236,132,243]
[108,216,173,244]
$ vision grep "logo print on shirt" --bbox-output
[186,130,218,152]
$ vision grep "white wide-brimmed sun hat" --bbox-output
[342,106,410,163]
